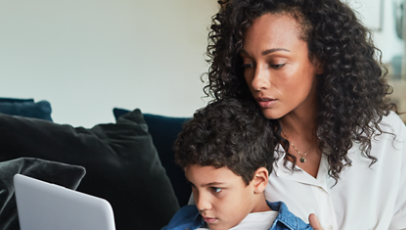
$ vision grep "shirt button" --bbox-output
[327,225,333,230]
[319,186,323,191]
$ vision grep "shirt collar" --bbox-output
[273,145,330,189]
[166,205,205,230]
[267,201,301,230]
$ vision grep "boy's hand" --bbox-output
[309,213,324,230]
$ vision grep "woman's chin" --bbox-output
[260,109,284,120]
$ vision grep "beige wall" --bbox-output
[0,0,219,127]
[2,0,403,126]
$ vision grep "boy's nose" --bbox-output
[195,193,212,212]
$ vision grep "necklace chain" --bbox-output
[282,130,311,163]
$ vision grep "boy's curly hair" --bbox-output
[174,98,275,185]
[203,0,397,181]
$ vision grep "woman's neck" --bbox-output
[279,99,321,178]
[279,107,317,139]
[279,82,319,138]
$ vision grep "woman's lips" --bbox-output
[203,217,218,224]
[256,97,277,108]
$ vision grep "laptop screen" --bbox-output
[14,174,116,230]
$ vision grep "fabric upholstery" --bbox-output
[0,98,34,103]
[0,99,53,121]
[0,110,179,230]
[0,157,86,230]
[113,108,191,207]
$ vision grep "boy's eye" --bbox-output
[211,187,222,193]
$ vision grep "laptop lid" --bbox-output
[13,174,116,230]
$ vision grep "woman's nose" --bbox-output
[249,65,270,91]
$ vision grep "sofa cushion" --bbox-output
[0,98,34,103]
[0,109,179,230]
[0,98,53,121]
[113,108,191,207]
[0,157,86,230]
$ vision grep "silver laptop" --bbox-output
[13,174,116,230]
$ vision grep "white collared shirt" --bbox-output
[265,112,406,230]
[196,210,278,230]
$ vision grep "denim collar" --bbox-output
[268,201,300,230]
[166,205,205,230]
[163,201,310,230]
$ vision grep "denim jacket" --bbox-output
[162,201,313,230]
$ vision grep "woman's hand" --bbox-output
[309,213,324,230]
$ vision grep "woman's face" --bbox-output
[241,13,322,120]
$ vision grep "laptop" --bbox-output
[13,174,116,230]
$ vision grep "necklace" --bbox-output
[282,131,310,163]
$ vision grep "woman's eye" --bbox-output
[272,64,285,69]
[212,187,222,193]
[241,63,253,69]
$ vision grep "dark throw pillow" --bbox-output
[0,98,34,103]
[0,99,53,121]
[0,157,86,230]
[0,110,179,230]
[113,108,191,207]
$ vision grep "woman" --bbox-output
[204,0,406,229]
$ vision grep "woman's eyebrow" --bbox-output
[240,49,250,56]
[240,48,291,56]
[261,48,290,56]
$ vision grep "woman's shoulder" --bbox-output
[381,110,404,124]
[366,111,406,162]
[347,111,405,161]
[379,111,405,138]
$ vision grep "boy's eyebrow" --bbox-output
[205,182,226,186]
[186,180,194,186]
[186,180,226,187]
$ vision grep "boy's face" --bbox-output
[185,165,260,230]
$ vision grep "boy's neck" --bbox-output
[251,195,272,213]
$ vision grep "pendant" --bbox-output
[300,157,306,163]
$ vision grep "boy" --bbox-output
[162,98,312,230]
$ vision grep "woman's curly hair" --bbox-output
[203,0,397,181]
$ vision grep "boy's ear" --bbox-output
[252,167,269,194]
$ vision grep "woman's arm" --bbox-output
[388,115,406,229]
